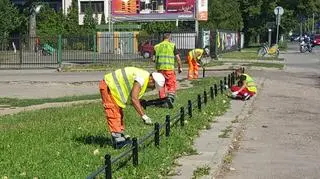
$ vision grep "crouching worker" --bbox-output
[99,67,165,148]
[187,47,210,80]
[230,69,257,100]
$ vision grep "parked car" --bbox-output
[310,34,320,47]
[138,40,158,58]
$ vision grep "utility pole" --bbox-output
[312,13,315,34]
[274,6,284,44]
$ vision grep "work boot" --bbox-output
[243,93,251,101]
[111,132,131,149]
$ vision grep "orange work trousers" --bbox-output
[158,70,177,98]
[187,55,199,80]
[99,80,124,133]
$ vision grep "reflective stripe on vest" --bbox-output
[155,40,175,70]
[243,74,257,93]
[111,69,131,104]
[104,67,149,108]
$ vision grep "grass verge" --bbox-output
[0,76,230,178]
[192,165,211,179]
[0,94,100,107]
[219,50,284,61]
[242,62,284,69]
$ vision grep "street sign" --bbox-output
[274,6,284,16]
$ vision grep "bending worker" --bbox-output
[99,67,165,146]
[154,33,183,107]
[230,68,257,100]
[187,47,210,80]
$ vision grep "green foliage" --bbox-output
[0,77,230,178]
[36,5,66,38]
[142,21,177,33]
[83,7,97,34]
[100,13,106,25]
[0,0,21,39]
[200,0,243,30]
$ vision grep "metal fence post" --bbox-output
[93,34,97,63]
[214,84,218,96]
[224,77,227,87]
[220,80,223,94]
[210,86,214,99]
[165,115,170,137]
[232,72,236,85]
[242,67,245,73]
[197,94,202,111]
[228,74,231,88]
[188,100,192,118]
[202,67,206,78]
[204,90,207,104]
[154,123,160,147]
[180,107,185,127]
[57,35,62,68]
[132,138,138,166]
[105,154,112,179]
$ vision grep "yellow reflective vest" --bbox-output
[154,40,175,70]
[104,67,149,108]
[243,74,257,93]
[189,49,204,61]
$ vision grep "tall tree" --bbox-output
[83,7,97,34]
[0,0,21,38]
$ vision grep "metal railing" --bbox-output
[0,30,243,69]
[86,67,245,179]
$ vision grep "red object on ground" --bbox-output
[231,85,255,97]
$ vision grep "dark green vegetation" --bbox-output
[0,77,230,178]
[2,0,320,45]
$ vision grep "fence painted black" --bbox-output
[86,69,240,179]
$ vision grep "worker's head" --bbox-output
[235,68,244,77]
[163,33,171,41]
[203,46,210,57]
[148,72,165,90]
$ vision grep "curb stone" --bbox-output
[168,77,265,179]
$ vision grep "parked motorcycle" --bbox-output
[299,41,312,53]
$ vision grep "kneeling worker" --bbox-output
[230,68,257,100]
[99,67,165,147]
[187,47,210,80]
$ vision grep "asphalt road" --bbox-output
[221,43,320,179]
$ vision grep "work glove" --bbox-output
[231,91,239,98]
[178,67,183,74]
[142,114,153,125]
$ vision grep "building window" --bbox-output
[80,1,104,14]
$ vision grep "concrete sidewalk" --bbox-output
[169,75,266,179]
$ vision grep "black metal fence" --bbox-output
[86,67,245,179]
[0,30,242,69]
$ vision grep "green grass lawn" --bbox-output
[0,77,230,178]
[219,49,283,61]
[0,94,100,107]
[243,62,284,69]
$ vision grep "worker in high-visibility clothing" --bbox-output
[230,68,257,100]
[187,47,210,80]
[99,67,165,146]
[154,33,182,107]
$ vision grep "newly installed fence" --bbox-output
[0,30,243,69]
[86,68,245,179]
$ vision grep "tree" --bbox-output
[36,5,66,39]
[101,13,106,25]
[65,0,83,35]
[0,0,21,39]
[83,7,97,34]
